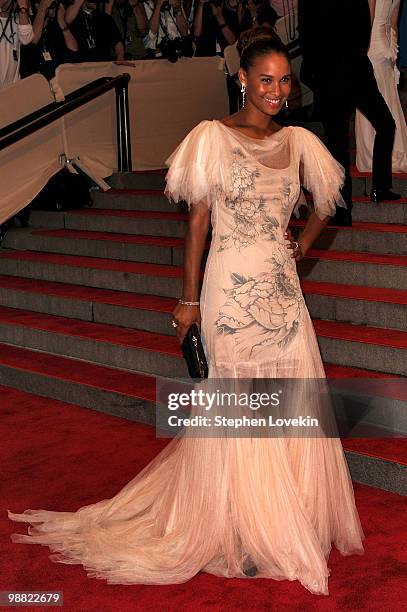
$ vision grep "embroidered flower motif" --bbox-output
[219,149,296,252]
[216,246,303,358]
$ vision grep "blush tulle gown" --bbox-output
[8,121,364,596]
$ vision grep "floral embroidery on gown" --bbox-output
[8,120,364,596]
[356,0,407,172]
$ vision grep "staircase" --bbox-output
[0,167,406,495]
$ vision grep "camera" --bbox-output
[159,36,193,63]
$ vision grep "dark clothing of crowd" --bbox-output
[69,9,122,62]
[21,18,79,80]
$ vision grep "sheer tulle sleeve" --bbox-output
[164,120,224,211]
[293,127,346,219]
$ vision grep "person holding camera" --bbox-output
[0,0,33,86]
[193,0,238,56]
[65,0,125,61]
[193,0,276,57]
[144,0,190,56]
[20,0,79,80]
[105,0,149,59]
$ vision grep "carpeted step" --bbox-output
[0,305,405,377]
[26,208,407,254]
[0,354,405,494]
[0,342,396,415]
[290,219,407,255]
[0,274,175,333]
[2,227,186,266]
[4,229,407,289]
[92,188,187,213]
[108,169,168,190]
[0,345,158,424]
[107,166,407,194]
[0,305,186,378]
[0,274,405,332]
[0,249,405,297]
[93,188,407,224]
[301,280,407,330]
[350,165,407,195]
[299,248,407,290]
[0,251,185,297]
[314,319,407,375]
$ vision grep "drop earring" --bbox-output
[285,99,289,109]
[241,83,246,108]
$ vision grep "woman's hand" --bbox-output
[210,1,224,21]
[172,304,201,344]
[284,229,305,262]
[285,211,329,262]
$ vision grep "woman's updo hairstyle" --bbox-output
[238,25,290,72]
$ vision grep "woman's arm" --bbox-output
[32,0,54,44]
[65,0,85,25]
[57,4,79,52]
[172,203,210,343]
[286,211,329,262]
[211,2,236,45]
[149,0,165,35]
[193,0,206,37]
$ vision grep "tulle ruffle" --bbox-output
[291,127,347,219]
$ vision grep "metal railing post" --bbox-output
[115,75,132,172]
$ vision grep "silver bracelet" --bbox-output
[179,299,200,306]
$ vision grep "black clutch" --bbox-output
[181,324,209,379]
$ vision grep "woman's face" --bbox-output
[240,52,292,116]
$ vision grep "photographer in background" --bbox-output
[144,0,190,57]
[193,0,276,57]
[246,0,277,27]
[65,0,125,60]
[193,0,236,56]
[105,0,148,59]
[0,0,33,87]
[20,0,79,80]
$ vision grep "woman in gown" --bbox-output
[8,29,364,596]
[356,0,407,173]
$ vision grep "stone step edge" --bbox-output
[99,187,407,205]
[1,249,406,275]
[65,209,407,234]
[0,305,406,353]
[26,229,407,268]
[0,274,406,308]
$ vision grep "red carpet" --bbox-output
[2,386,406,611]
